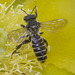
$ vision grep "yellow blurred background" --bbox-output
[0,0,75,75]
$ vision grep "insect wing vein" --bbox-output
[7,28,28,43]
[40,19,67,32]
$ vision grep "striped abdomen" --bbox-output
[32,35,47,63]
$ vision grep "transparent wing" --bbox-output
[8,27,28,43]
[40,19,67,32]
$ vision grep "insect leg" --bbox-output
[11,36,31,58]
[42,38,48,47]
[21,24,25,28]
[21,36,31,45]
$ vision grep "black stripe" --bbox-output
[32,38,42,44]
[32,42,44,47]
[34,49,46,53]
[35,50,47,57]
[37,55,46,58]
[33,46,46,52]
[37,55,47,61]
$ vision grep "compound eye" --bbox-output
[24,17,28,22]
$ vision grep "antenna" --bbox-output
[30,5,36,14]
[21,9,28,15]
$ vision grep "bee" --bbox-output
[8,5,67,63]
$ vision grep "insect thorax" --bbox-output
[26,20,40,36]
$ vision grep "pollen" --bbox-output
[0,1,43,75]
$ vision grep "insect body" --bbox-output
[32,34,48,63]
[8,6,67,63]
